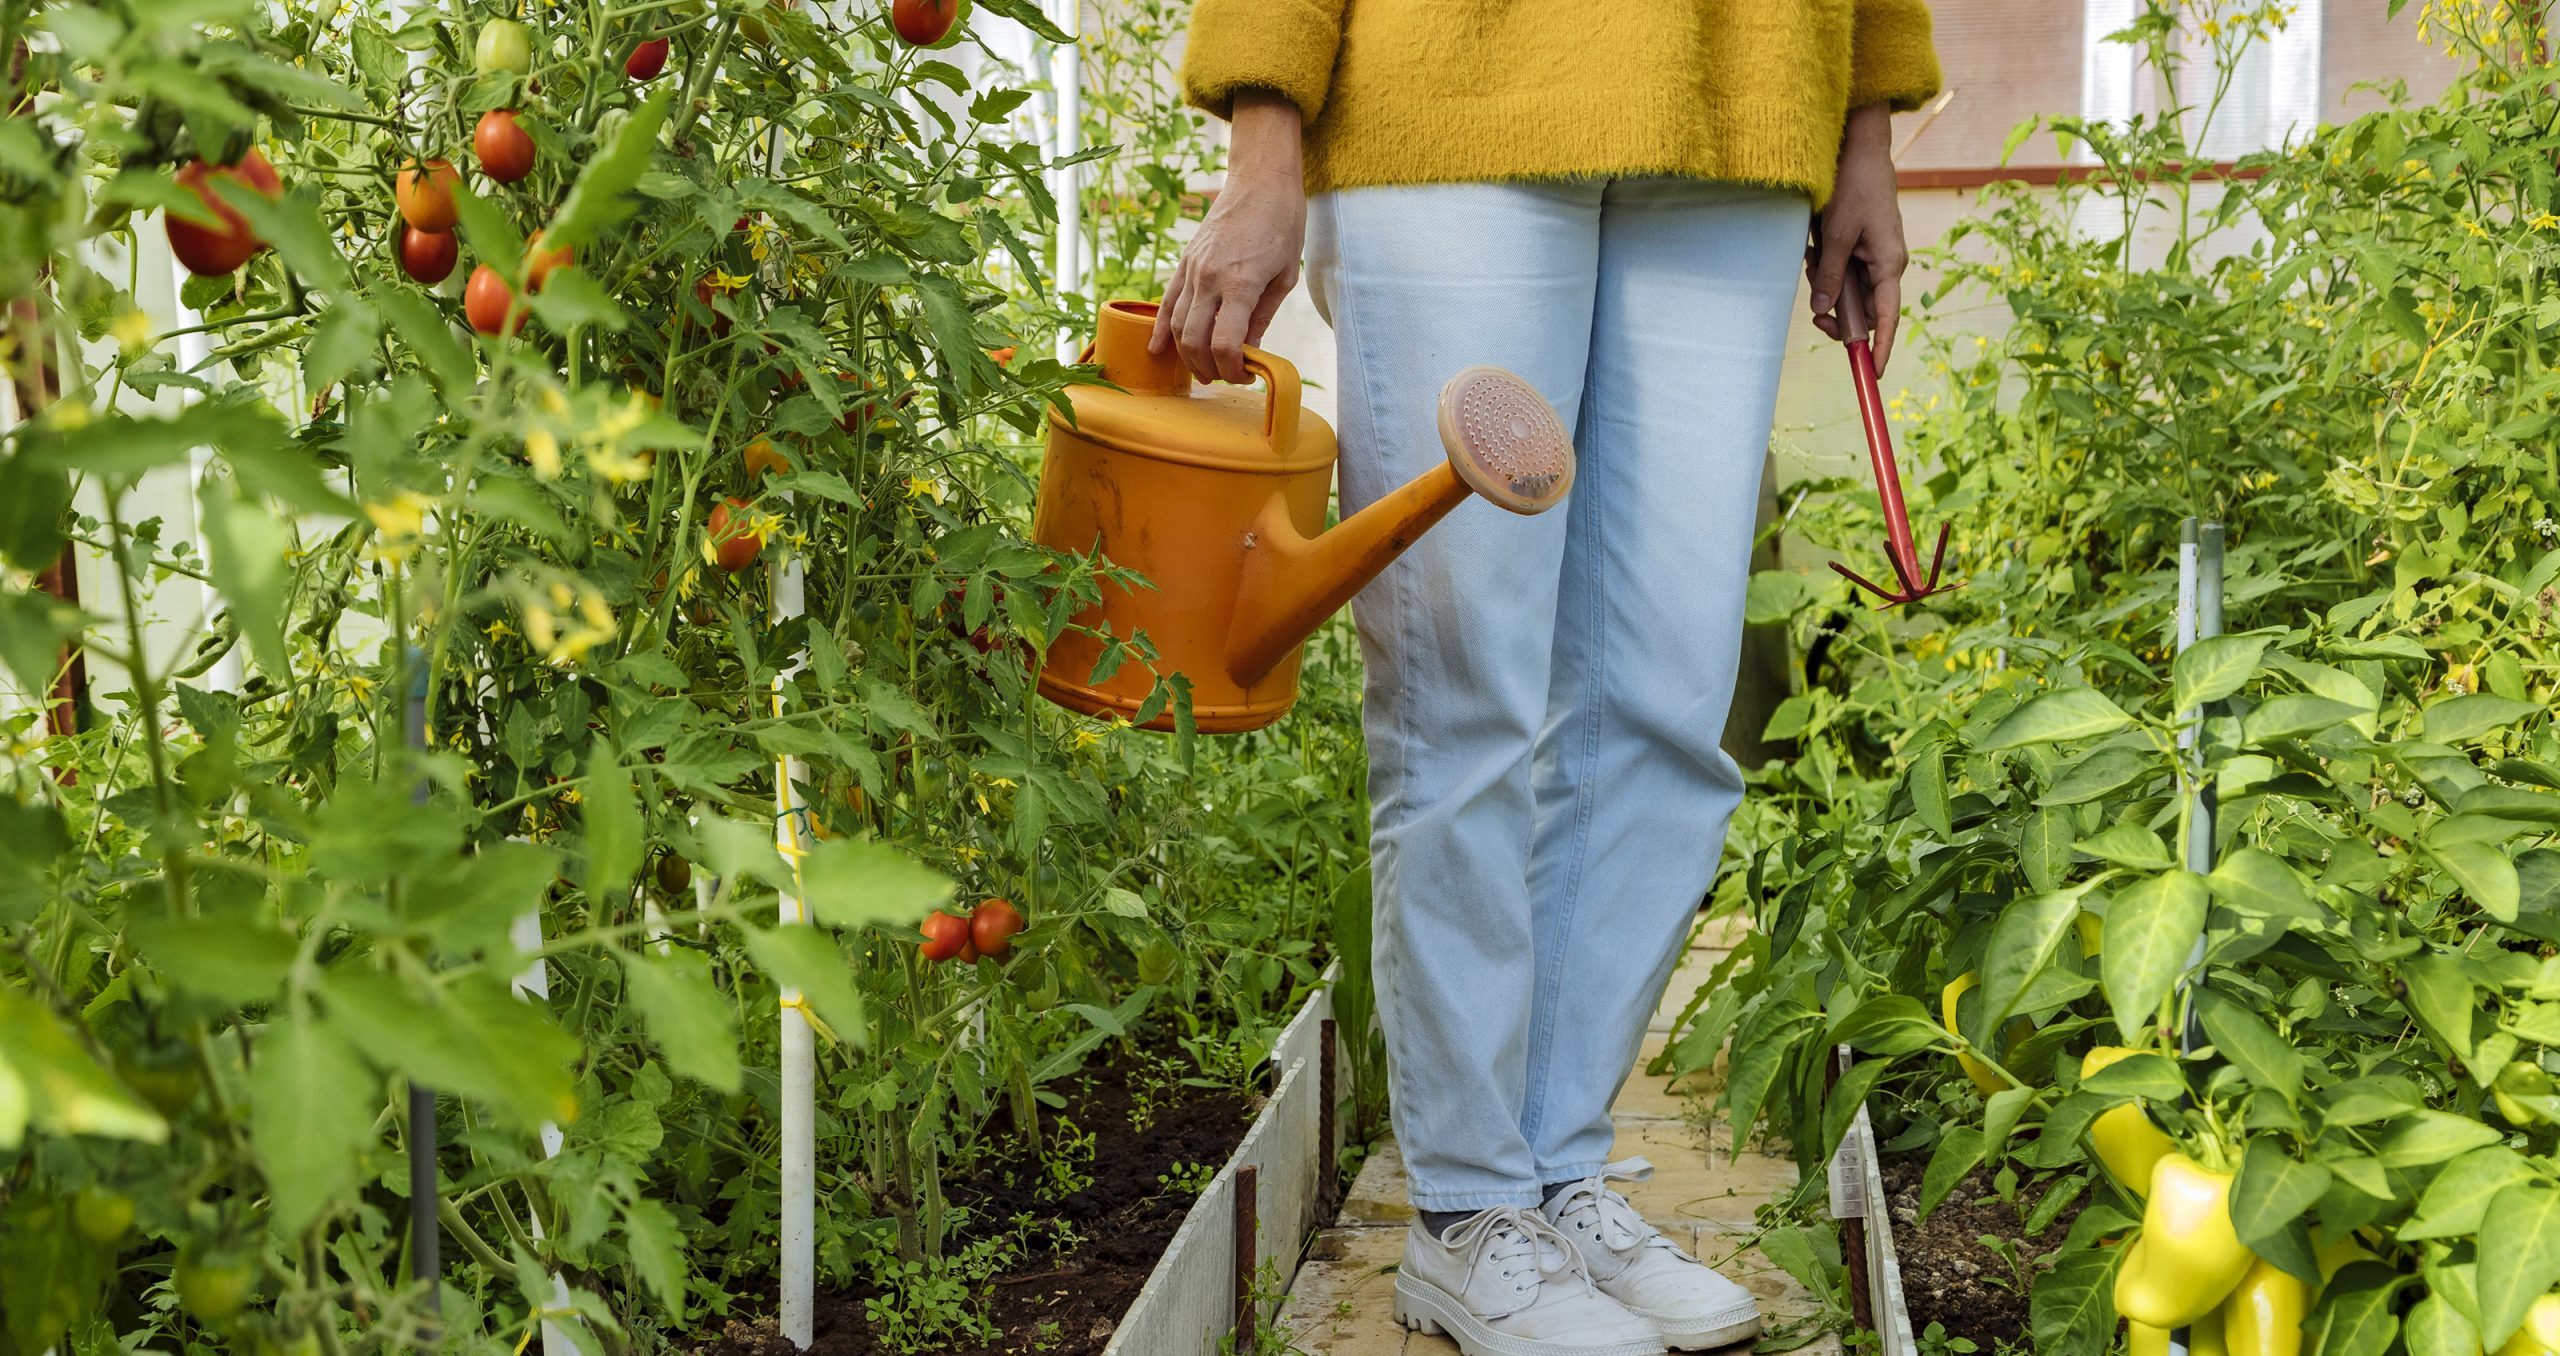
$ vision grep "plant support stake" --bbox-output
[405,654,440,1333]
[2166,518,2224,1356]
[773,537,816,1350]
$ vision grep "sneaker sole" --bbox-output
[1658,1313,1763,1350]
[1393,1275,1666,1356]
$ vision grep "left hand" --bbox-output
[1807,102,1910,373]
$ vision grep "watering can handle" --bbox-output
[1241,345,1303,452]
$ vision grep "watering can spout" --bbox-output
[1227,366,1579,685]
[1224,461,1470,686]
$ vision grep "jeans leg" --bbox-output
[1306,181,1602,1212]
[1516,180,1810,1182]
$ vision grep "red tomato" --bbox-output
[625,37,670,80]
[397,225,458,284]
[166,149,282,277]
[971,898,1024,958]
[523,230,572,290]
[740,0,798,45]
[475,110,536,184]
[988,345,1016,366]
[918,910,969,962]
[743,436,790,479]
[394,157,460,232]
[464,264,525,336]
[707,497,763,572]
[890,0,956,46]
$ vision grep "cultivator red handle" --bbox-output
[1827,264,1959,608]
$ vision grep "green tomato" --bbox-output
[175,1252,256,1324]
[73,1187,134,1242]
[474,19,533,74]
[1136,937,1177,986]
[264,1327,322,1356]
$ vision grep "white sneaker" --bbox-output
[1394,1206,1667,1356]
[1540,1160,1764,1350]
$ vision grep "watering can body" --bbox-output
[1031,301,1344,733]
[1033,299,1574,734]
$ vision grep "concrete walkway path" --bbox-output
[1274,920,1843,1354]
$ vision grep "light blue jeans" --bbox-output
[1305,179,1808,1211]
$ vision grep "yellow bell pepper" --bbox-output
[2083,1046,2175,1199]
[2496,1293,2560,1356]
[2114,1155,2255,1328]
[1942,972,2025,1095]
[2496,1060,2555,1127]
[2076,911,2105,958]
[2130,1313,2226,1356]
[2220,1256,2308,1356]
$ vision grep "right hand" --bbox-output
[1151,88,1306,385]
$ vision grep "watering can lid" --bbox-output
[1057,300,1334,474]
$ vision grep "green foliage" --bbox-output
[0,0,1369,1351]
[1675,3,2560,1352]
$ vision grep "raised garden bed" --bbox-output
[692,976,1348,1356]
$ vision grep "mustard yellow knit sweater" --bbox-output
[1180,1,1941,207]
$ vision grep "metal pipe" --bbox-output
[405,656,440,1333]
[2165,519,2224,1356]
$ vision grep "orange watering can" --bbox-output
[1032,299,1577,733]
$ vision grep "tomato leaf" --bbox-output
[250,1017,375,1236]
[619,950,741,1093]
[545,88,675,257]
[797,837,953,930]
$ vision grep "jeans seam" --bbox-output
[1519,349,1611,1156]
[1331,191,1447,1202]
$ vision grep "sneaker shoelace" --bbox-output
[1550,1158,1689,1261]
[1444,1205,1592,1303]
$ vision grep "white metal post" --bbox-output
[1048,0,1082,362]
[508,908,575,1356]
[170,254,244,693]
[772,544,815,1349]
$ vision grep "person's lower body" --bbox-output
[1305,176,1806,1353]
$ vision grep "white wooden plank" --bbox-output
[1111,977,1341,1356]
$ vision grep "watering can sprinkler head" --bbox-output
[1825,262,1961,609]
[1030,300,1576,732]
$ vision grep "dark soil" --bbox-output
[1880,1155,2081,1350]
[689,1049,1254,1356]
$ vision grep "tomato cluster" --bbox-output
[916,897,1025,965]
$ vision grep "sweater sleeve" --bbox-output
[1847,0,1943,112]
[1179,0,1346,123]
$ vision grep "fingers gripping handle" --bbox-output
[1836,259,1875,346]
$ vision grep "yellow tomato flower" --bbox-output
[527,429,563,479]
